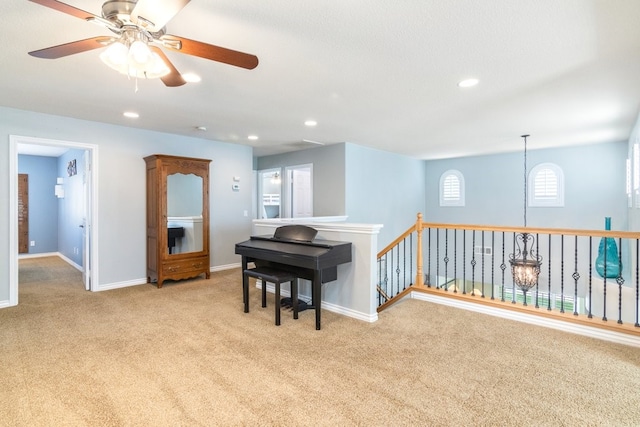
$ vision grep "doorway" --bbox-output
[257,165,313,219]
[257,168,282,219]
[9,135,98,306]
[284,164,313,218]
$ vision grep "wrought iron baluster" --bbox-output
[444,229,449,292]
[500,232,506,302]
[560,235,565,313]
[463,230,466,295]
[396,243,401,295]
[471,230,477,295]
[410,233,414,286]
[616,237,624,325]
[453,229,457,293]
[511,233,516,304]
[572,235,580,316]
[481,231,485,297]
[587,236,593,319]
[535,233,540,308]
[427,228,431,288]
[547,235,552,311]
[603,236,608,322]
[436,228,440,288]
[491,231,495,300]
[636,239,639,327]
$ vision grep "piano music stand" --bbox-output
[243,267,299,326]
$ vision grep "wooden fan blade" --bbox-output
[28,0,98,20]
[149,47,187,87]
[162,35,259,70]
[28,37,113,59]
[131,0,190,33]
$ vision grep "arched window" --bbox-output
[439,170,465,207]
[528,163,564,207]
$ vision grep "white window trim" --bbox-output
[528,162,564,207]
[439,169,465,207]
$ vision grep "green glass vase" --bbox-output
[595,217,621,278]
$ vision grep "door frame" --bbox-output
[9,135,99,305]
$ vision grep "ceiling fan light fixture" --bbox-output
[100,41,129,71]
[100,38,169,79]
[128,40,152,66]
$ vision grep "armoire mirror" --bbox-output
[145,154,211,288]
[167,172,204,255]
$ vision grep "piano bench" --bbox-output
[243,267,299,326]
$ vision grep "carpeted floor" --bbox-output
[1,256,639,426]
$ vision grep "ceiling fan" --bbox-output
[27,0,259,87]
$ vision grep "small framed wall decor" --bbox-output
[67,159,77,177]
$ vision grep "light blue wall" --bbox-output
[425,142,628,230]
[345,143,426,247]
[257,143,347,216]
[1,106,254,302]
[17,155,58,254]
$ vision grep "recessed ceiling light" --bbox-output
[458,78,479,88]
[248,135,259,141]
[305,120,317,127]
[182,73,201,83]
[195,126,207,131]
[123,111,139,118]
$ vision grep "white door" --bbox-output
[285,164,312,218]
[82,150,91,290]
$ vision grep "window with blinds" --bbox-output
[439,170,465,206]
[528,163,564,207]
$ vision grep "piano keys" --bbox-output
[235,225,352,330]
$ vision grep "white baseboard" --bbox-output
[211,263,241,272]
[95,264,242,291]
[96,279,147,292]
[411,291,640,348]
[260,282,377,323]
[18,251,59,259]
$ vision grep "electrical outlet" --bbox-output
[474,246,492,256]
[30,241,35,247]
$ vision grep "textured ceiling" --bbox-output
[3,0,640,159]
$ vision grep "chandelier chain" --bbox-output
[521,134,529,227]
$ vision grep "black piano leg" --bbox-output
[292,279,299,320]
[313,272,321,330]
[275,281,281,326]
[242,258,249,313]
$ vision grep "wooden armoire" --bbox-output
[144,154,211,288]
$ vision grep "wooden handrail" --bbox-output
[376,222,417,259]
[421,222,640,239]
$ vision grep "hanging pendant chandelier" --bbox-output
[509,134,542,304]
